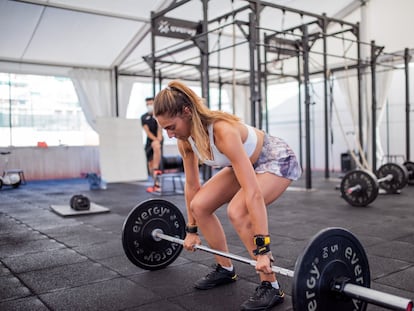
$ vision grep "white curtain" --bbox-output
[375,70,394,163]
[223,84,251,123]
[335,71,363,160]
[117,76,135,118]
[336,68,394,167]
[336,70,359,137]
[68,68,113,131]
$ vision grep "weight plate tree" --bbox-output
[122,199,413,311]
[122,199,186,270]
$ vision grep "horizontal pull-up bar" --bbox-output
[208,4,251,24]
[247,0,357,28]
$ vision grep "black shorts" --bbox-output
[145,144,154,162]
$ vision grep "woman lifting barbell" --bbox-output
[153,80,301,311]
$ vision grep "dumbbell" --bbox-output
[340,163,409,207]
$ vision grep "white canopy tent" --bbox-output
[2,0,413,108]
[2,0,413,76]
[1,0,413,182]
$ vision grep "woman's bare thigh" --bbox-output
[193,167,241,214]
[258,173,291,205]
[228,172,291,216]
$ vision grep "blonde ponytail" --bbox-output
[154,80,240,161]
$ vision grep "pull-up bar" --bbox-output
[246,0,357,28]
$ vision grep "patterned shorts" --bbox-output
[253,134,302,181]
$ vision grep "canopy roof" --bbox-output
[1,0,413,83]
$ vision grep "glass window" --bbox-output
[0,73,98,147]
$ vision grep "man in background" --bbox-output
[141,97,163,192]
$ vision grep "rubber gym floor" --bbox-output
[1,171,413,311]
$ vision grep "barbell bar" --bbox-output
[346,174,392,195]
[332,282,413,311]
[122,199,413,311]
[377,173,393,183]
[153,229,294,277]
[346,184,361,194]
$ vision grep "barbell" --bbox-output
[122,199,413,311]
[340,163,409,207]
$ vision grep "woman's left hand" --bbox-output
[256,254,273,274]
[183,233,201,252]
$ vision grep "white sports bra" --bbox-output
[188,123,257,167]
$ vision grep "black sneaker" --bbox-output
[194,264,238,290]
[240,281,285,311]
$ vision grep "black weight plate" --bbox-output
[340,170,379,207]
[72,195,90,210]
[292,227,370,311]
[376,163,409,192]
[70,194,82,209]
[122,199,186,270]
[403,161,414,185]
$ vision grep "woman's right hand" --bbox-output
[183,233,201,252]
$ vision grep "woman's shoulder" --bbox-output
[212,120,244,141]
[214,118,246,128]
[212,118,240,128]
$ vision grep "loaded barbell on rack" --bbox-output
[121,199,413,311]
[340,162,409,207]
